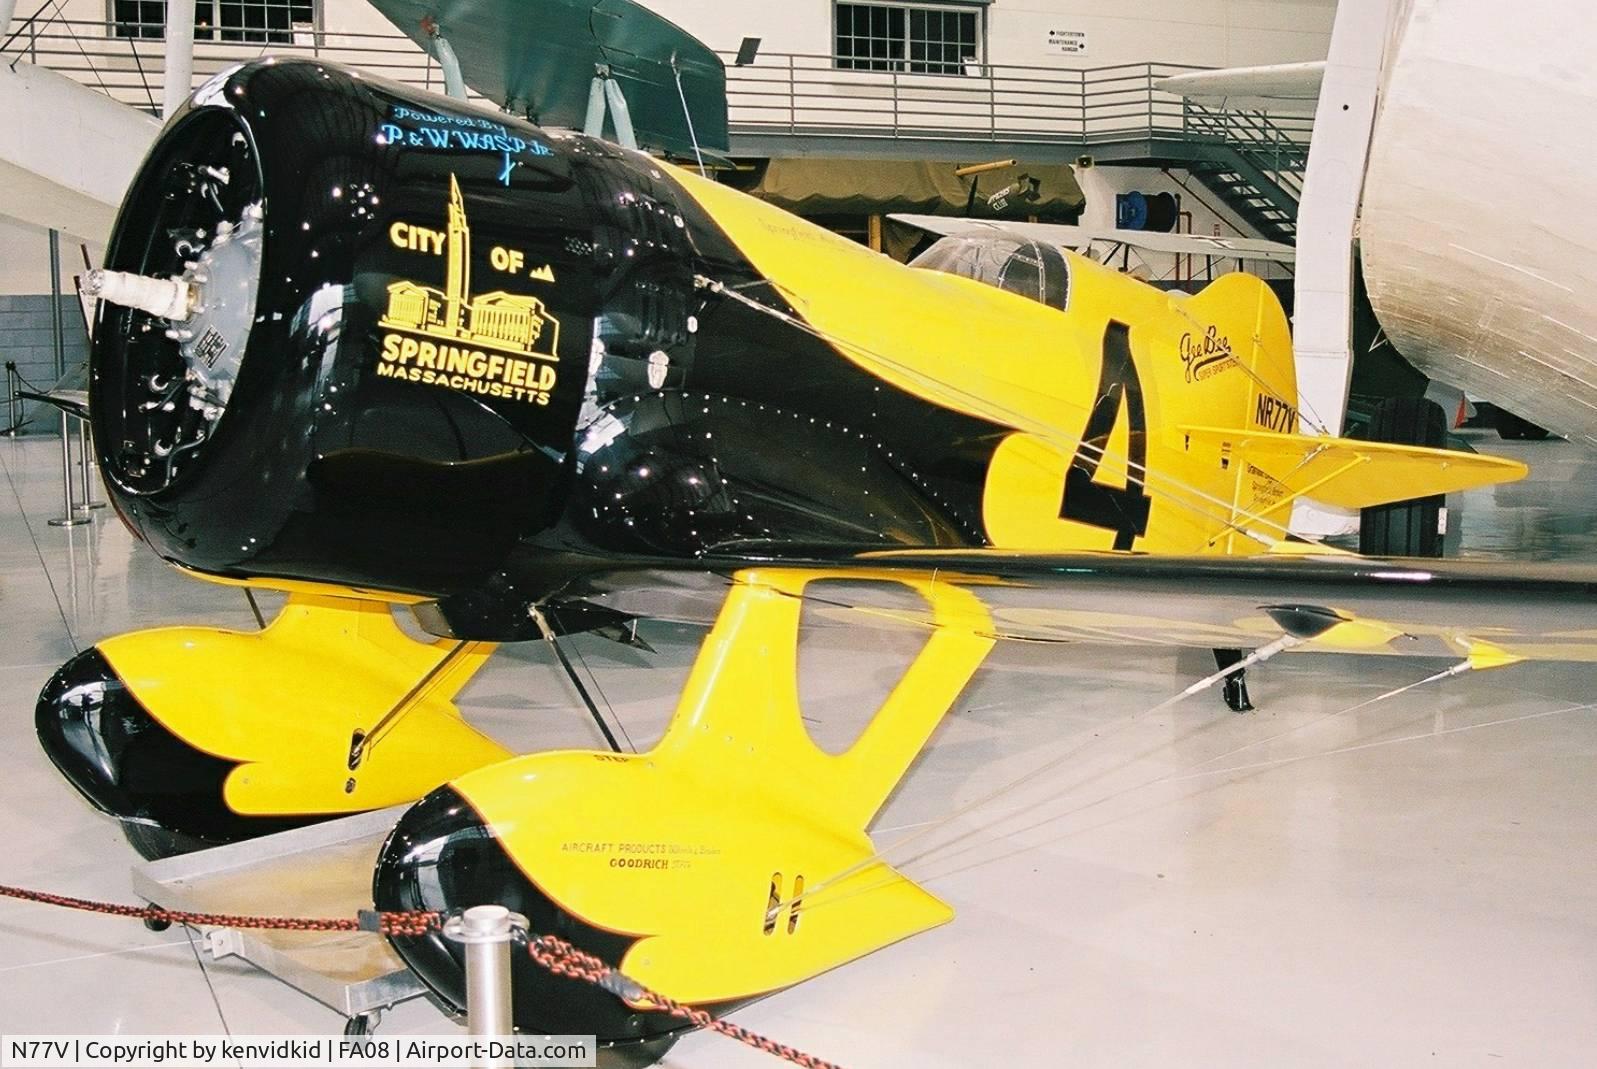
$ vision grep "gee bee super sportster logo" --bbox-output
[375,175,560,405]
[1180,325,1237,383]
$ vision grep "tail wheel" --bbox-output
[1359,397,1447,558]
[1495,409,1552,441]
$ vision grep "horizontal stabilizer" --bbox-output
[1180,425,1527,509]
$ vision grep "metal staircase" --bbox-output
[1180,103,1306,243]
[713,57,1312,246]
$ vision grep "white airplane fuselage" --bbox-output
[1360,0,1597,446]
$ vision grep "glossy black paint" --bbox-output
[92,59,1007,623]
[96,61,594,594]
[373,785,715,1049]
[35,648,318,849]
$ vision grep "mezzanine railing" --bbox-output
[1,12,1309,182]
[0,11,476,110]
[718,52,1311,155]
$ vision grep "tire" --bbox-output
[1359,397,1446,558]
[1495,410,1551,441]
[120,819,216,861]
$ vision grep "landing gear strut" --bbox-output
[1212,648,1253,712]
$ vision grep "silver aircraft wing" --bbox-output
[889,215,1297,265]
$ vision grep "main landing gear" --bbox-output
[1211,647,1254,713]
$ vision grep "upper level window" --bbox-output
[835,2,984,75]
[112,0,318,43]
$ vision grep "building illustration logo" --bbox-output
[379,175,560,361]
[375,175,561,406]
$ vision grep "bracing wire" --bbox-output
[699,274,1305,554]
[885,658,1481,879]
[768,632,1307,922]
[782,656,1525,922]
[569,632,637,753]
[671,58,708,178]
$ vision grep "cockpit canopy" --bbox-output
[910,232,1071,312]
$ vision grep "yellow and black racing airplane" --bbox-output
[37,60,1595,1058]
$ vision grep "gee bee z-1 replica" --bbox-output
[34,59,1597,1058]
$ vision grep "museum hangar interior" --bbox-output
[1,1,1594,1067]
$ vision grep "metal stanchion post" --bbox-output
[47,411,86,527]
[443,905,526,1069]
[75,418,104,511]
[3,365,18,437]
[47,231,87,528]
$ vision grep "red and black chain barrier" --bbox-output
[0,883,440,936]
[0,882,845,1069]
[527,934,844,1069]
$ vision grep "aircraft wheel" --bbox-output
[1359,397,1446,558]
[121,820,215,862]
[1495,409,1551,441]
[342,1012,379,1037]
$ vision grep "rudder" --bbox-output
[1180,272,1300,437]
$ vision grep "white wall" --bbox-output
[989,1,1335,69]
[0,218,100,294]
[0,0,1321,297]
[640,0,1335,67]
[11,1,1336,90]
[640,0,832,55]
[12,0,402,38]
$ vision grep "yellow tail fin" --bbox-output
[1165,274,1526,552]
[1178,271,1303,437]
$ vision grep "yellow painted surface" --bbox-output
[1463,637,1526,671]
[668,165,1525,555]
[99,593,508,816]
[451,569,995,1005]
[1179,425,1528,508]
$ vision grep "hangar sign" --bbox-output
[1045,28,1089,56]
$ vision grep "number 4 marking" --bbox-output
[1060,320,1151,550]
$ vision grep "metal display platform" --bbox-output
[130,806,429,1030]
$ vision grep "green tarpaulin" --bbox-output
[366,0,727,160]
[737,157,1083,219]
[731,157,1083,258]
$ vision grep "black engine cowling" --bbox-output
[95,61,624,597]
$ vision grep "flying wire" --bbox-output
[882,656,1484,880]
[530,606,625,753]
[698,275,1307,553]
[738,271,1317,551]
[671,59,709,178]
[766,631,1306,921]
[568,631,637,753]
[784,657,1534,921]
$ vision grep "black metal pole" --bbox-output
[47,230,86,528]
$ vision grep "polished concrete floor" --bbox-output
[2,430,1595,1067]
